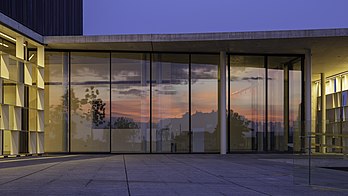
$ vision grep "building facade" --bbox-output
[0,3,348,156]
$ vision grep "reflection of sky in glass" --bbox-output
[46,53,302,127]
[231,66,265,122]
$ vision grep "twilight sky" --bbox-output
[84,0,348,35]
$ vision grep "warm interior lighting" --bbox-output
[0,42,9,47]
[28,54,35,61]
[0,32,16,42]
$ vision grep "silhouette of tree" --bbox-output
[229,109,251,149]
[80,86,106,128]
[113,117,139,129]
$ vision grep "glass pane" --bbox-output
[191,54,219,152]
[0,37,16,56]
[70,52,110,152]
[290,60,302,153]
[111,53,150,153]
[268,56,300,152]
[152,54,189,153]
[44,52,69,152]
[230,56,265,151]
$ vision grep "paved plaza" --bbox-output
[0,154,347,195]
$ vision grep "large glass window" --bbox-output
[268,56,301,152]
[111,53,150,153]
[230,56,265,151]
[44,52,69,152]
[70,52,110,152]
[191,54,219,152]
[152,54,189,153]
[43,51,303,154]
[289,60,302,152]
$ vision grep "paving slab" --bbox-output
[0,154,347,195]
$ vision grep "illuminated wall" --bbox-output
[0,31,44,156]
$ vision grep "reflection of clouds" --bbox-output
[231,76,265,81]
[72,66,110,82]
[119,89,143,96]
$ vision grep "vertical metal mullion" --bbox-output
[284,63,290,151]
[301,57,306,152]
[109,52,112,153]
[265,56,268,152]
[189,54,192,153]
[2,130,3,155]
[340,74,343,153]
[227,54,230,153]
[149,54,152,153]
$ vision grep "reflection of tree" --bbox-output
[229,109,251,149]
[112,117,141,151]
[80,86,106,128]
[113,117,138,129]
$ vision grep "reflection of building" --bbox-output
[1,1,348,156]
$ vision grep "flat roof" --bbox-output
[0,12,43,45]
[45,28,348,81]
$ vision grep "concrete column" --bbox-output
[219,51,227,154]
[305,49,312,153]
[320,73,326,153]
[16,36,24,59]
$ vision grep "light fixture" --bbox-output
[28,54,35,61]
[0,42,9,48]
[0,32,16,42]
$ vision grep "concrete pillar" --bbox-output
[219,51,227,154]
[320,73,326,153]
[305,49,312,153]
[16,36,24,59]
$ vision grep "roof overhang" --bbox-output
[45,28,348,81]
[0,12,44,45]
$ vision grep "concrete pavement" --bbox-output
[0,154,347,196]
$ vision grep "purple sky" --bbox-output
[84,0,348,35]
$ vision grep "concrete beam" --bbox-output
[44,28,348,44]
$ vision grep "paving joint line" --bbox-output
[165,155,271,196]
[0,161,63,186]
[123,155,131,196]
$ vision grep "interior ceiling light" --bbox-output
[28,54,35,61]
[0,32,16,42]
[0,42,9,47]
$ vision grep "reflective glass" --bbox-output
[111,53,150,153]
[230,56,265,151]
[191,54,219,152]
[44,52,69,152]
[152,54,189,153]
[70,52,110,152]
